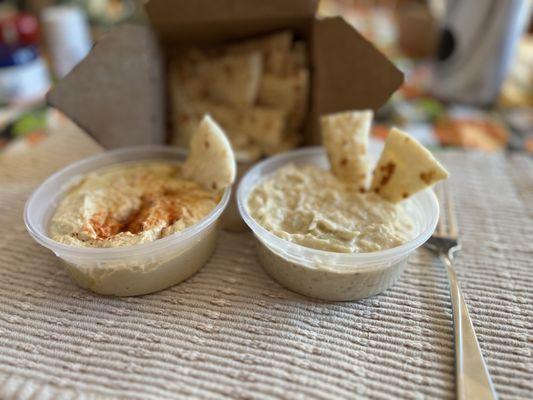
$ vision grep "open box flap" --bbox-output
[145,0,318,44]
[47,24,165,149]
[310,17,404,143]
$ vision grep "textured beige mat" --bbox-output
[0,122,531,399]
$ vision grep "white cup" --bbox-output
[41,5,92,78]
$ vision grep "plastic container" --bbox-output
[24,146,231,296]
[237,147,439,301]
[220,159,255,232]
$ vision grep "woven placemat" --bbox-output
[0,121,531,400]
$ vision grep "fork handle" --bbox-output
[440,254,498,400]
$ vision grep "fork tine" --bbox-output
[444,181,458,238]
[435,183,446,236]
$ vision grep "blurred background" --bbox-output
[0,0,531,154]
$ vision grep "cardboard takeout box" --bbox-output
[47,0,403,149]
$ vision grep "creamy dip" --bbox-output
[49,162,220,248]
[247,164,414,253]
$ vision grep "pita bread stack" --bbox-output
[170,30,310,163]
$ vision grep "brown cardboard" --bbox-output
[145,0,318,45]
[47,24,165,149]
[48,0,403,149]
[309,17,404,143]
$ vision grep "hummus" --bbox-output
[247,164,414,253]
[49,162,220,248]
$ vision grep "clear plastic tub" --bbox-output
[24,146,231,296]
[237,146,439,301]
[221,160,255,232]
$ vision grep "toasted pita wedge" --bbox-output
[259,42,308,76]
[225,30,293,75]
[174,96,286,152]
[258,69,309,130]
[169,57,209,103]
[370,128,449,203]
[176,76,207,101]
[170,52,262,106]
[178,48,216,64]
[321,110,373,190]
[234,143,263,163]
[173,106,251,150]
[289,41,308,71]
[237,107,286,150]
[174,103,262,163]
[288,70,309,130]
[263,132,302,156]
[192,52,263,106]
[169,73,203,147]
[175,98,286,150]
[171,112,199,148]
[172,93,239,146]
[182,115,236,191]
[266,49,291,76]
[179,31,293,75]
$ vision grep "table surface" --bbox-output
[0,120,531,400]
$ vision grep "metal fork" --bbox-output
[424,182,498,400]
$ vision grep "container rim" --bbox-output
[237,146,439,268]
[24,145,231,259]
